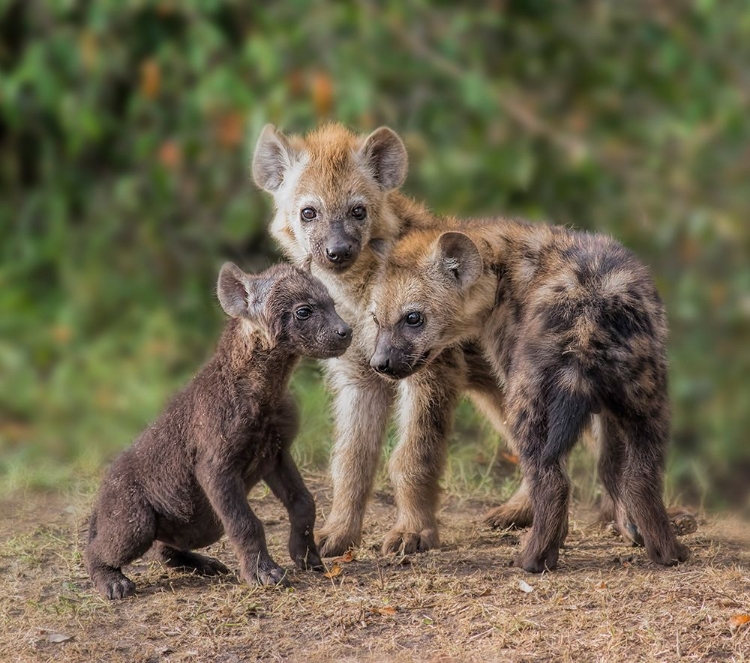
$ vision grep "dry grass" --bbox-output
[1,479,748,663]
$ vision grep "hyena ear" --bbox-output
[434,232,483,290]
[358,127,408,191]
[252,124,297,192]
[217,262,272,319]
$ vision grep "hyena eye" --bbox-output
[301,207,317,221]
[351,205,367,221]
[404,311,423,327]
[295,306,313,320]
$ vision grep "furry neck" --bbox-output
[214,318,300,396]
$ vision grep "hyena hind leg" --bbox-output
[615,412,689,566]
[86,488,157,599]
[597,413,644,546]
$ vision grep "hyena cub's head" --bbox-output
[217,262,352,358]
[252,123,407,272]
[369,232,494,379]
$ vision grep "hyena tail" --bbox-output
[540,381,593,468]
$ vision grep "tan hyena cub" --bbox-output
[369,219,690,573]
[251,123,550,558]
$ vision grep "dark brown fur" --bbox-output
[370,219,690,572]
[85,262,352,599]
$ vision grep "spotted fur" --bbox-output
[370,218,690,572]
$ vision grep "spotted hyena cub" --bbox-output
[86,262,352,599]
[369,219,690,573]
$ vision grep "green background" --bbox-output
[2,0,748,513]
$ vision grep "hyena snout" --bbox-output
[370,349,394,376]
[319,226,360,270]
[370,335,418,379]
[325,241,353,264]
[333,321,353,345]
[320,316,353,357]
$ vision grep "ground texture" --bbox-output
[1,479,748,662]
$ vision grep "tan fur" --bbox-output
[253,124,527,555]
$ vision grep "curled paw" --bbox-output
[169,551,230,576]
[482,505,533,530]
[669,512,698,536]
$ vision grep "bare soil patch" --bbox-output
[1,480,748,662]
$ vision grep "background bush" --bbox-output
[2,0,748,512]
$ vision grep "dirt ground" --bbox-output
[1,479,748,663]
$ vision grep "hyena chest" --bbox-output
[234,416,286,486]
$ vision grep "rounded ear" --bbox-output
[217,263,271,319]
[358,126,408,191]
[251,124,297,192]
[434,232,483,290]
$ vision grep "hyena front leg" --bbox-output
[317,357,394,557]
[382,349,464,555]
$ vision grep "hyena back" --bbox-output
[252,124,538,556]
[369,219,690,572]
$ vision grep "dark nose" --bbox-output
[325,243,352,264]
[370,353,392,375]
[335,323,352,340]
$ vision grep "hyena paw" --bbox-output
[668,511,698,536]
[245,560,290,588]
[514,545,560,574]
[291,542,324,572]
[317,525,360,558]
[482,504,533,530]
[647,540,690,567]
[98,574,136,600]
[381,527,439,555]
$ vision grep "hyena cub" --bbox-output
[86,262,352,598]
[369,220,690,572]
[252,122,540,557]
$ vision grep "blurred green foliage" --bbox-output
[1,0,748,511]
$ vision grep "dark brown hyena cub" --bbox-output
[86,262,352,599]
[369,220,690,573]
